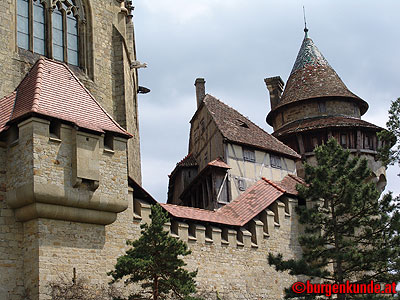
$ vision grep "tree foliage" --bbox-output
[377,97,400,168]
[108,204,201,300]
[268,138,400,299]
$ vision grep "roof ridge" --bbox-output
[31,58,45,112]
[204,95,300,158]
[287,174,305,185]
[53,58,132,137]
[262,177,286,193]
[161,203,218,214]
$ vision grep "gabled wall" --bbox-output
[226,143,296,200]
[189,106,225,172]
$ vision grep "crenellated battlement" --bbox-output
[133,196,300,251]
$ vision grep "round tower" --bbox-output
[265,29,386,190]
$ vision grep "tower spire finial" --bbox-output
[303,6,309,36]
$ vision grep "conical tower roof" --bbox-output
[267,31,368,125]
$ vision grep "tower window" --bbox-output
[340,134,347,148]
[364,134,372,150]
[318,101,326,113]
[17,0,86,68]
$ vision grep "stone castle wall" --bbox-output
[0,118,302,299]
[164,197,302,299]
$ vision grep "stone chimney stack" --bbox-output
[195,78,206,108]
[264,76,284,110]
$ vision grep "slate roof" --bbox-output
[0,58,131,137]
[267,34,368,125]
[162,175,300,227]
[202,95,300,159]
[273,116,382,138]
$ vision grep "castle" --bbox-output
[0,1,385,299]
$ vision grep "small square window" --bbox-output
[238,179,246,191]
[104,132,114,151]
[49,120,61,139]
[8,125,19,144]
[243,148,255,162]
[270,154,281,169]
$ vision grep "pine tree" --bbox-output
[268,138,400,299]
[108,204,202,300]
[378,97,400,168]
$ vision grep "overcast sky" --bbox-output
[132,0,400,202]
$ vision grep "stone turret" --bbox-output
[265,29,386,188]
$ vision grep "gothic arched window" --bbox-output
[17,0,86,67]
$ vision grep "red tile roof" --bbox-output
[0,58,131,137]
[267,36,368,125]
[162,175,303,227]
[273,116,382,138]
[207,157,230,169]
[160,203,237,226]
[0,92,16,132]
[274,174,306,196]
[217,178,284,226]
[202,95,300,159]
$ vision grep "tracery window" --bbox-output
[17,0,86,67]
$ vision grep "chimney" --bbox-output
[194,78,206,108]
[264,76,284,110]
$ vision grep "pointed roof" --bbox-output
[0,58,131,137]
[200,95,300,159]
[267,33,369,125]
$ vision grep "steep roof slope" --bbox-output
[202,95,300,159]
[267,33,368,125]
[0,58,131,137]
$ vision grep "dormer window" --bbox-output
[237,119,249,128]
[17,0,87,68]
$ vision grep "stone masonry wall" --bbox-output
[273,99,360,130]
[162,197,302,299]
[0,0,141,183]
